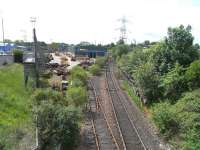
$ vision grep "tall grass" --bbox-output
[0,64,33,149]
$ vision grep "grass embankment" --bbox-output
[0,64,33,149]
[121,80,144,111]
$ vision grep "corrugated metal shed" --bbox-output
[75,49,107,58]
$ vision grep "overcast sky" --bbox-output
[0,0,200,44]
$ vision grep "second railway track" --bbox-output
[105,63,147,150]
[88,79,119,150]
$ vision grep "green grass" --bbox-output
[0,64,33,148]
[121,80,144,111]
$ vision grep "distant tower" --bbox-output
[118,16,128,43]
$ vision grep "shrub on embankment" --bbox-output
[32,89,81,150]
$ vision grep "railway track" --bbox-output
[88,80,118,150]
[91,78,126,150]
[105,63,147,150]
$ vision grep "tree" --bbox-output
[160,64,188,101]
[4,39,12,43]
[133,62,162,103]
[185,60,200,89]
[111,44,130,59]
[165,25,199,66]
[48,42,60,51]
[147,42,174,74]
[13,49,23,63]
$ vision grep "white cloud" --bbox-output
[0,0,199,44]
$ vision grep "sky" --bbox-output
[0,0,200,44]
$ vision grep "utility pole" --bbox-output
[30,17,39,88]
[30,17,39,150]
[1,18,5,51]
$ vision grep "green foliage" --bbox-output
[70,66,88,85]
[71,78,85,87]
[133,62,161,103]
[111,44,130,59]
[0,64,31,126]
[185,60,200,89]
[165,25,199,66]
[118,47,145,74]
[48,42,60,51]
[112,25,200,149]
[153,89,200,148]
[37,103,81,150]
[89,57,106,76]
[160,64,188,101]
[95,57,106,67]
[0,64,33,149]
[152,102,180,138]
[32,89,83,149]
[67,86,88,107]
[122,80,143,110]
[32,89,68,106]
[13,49,23,63]
[147,42,173,74]
[89,64,101,76]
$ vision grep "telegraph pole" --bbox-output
[1,18,5,51]
[30,17,39,88]
[30,17,39,150]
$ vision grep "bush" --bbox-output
[89,64,101,75]
[67,86,88,107]
[175,89,200,149]
[95,57,106,67]
[37,103,81,150]
[70,66,88,85]
[153,89,200,148]
[32,89,68,106]
[2,61,7,65]
[71,78,85,87]
[133,62,162,103]
[152,102,180,138]
[160,64,188,101]
[185,60,200,89]
[13,49,23,63]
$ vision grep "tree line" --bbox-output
[111,25,200,149]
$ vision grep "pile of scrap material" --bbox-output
[47,52,69,75]
[53,66,67,76]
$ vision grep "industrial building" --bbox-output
[74,48,107,58]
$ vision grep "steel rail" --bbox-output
[105,71,127,150]
[106,63,147,150]
[88,81,100,150]
[90,79,122,150]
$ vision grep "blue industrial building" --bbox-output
[0,43,16,53]
[75,49,107,58]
